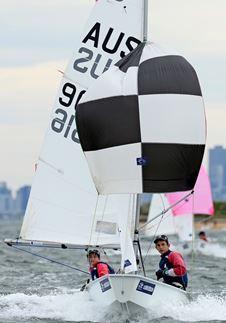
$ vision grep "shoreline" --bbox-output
[195,218,226,231]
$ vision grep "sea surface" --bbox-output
[1,218,226,323]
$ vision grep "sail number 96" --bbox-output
[51,82,85,143]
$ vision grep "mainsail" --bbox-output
[19,0,144,250]
[76,42,206,194]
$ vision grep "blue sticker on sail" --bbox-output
[136,157,149,166]
[136,280,155,295]
[124,259,132,268]
[100,278,111,293]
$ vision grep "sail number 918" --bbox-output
[51,82,85,143]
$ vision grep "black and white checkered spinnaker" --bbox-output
[76,42,206,194]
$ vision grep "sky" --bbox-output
[0,0,226,190]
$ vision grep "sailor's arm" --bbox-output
[166,252,187,277]
[97,263,109,277]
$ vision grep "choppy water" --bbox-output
[1,218,226,323]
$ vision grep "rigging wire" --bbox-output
[139,190,194,231]
[10,245,89,275]
[141,191,194,264]
[142,195,166,264]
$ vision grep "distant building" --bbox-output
[14,185,31,215]
[209,145,226,201]
[0,182,14,216]
[0,182,31,217]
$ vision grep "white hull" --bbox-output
[87,274,188,313]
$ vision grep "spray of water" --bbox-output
[1,290,226,322]
[197,243,226,258]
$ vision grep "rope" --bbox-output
[11,245,89,275]
[142,194,166,262]
[142,191,194,265]
[190,190,196,293]
[144,210,164,264]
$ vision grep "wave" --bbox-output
[197,242,226,258]
[1,290,226,322]
[149,293,226,322]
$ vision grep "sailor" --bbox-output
[198,231,208,242]
[154,235,188,290]
[87,249,115,280]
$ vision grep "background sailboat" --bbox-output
[166,165,214,254]
[144,166,214,255]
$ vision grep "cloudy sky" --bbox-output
[1,0,226,190]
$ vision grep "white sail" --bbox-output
[89,194,136,248]
[118,195,137,273]
[144,194,176,237]
[20,0,144,247]
[76,42,206,195]
[174,213,194,242]
[145,195,193,243]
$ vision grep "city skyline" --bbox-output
[1,0,226,190]
[0,182,31,216]
[209,145,226,201]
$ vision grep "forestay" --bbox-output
[76,41,206,194]
[20,0,144,247]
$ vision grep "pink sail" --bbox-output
[166,166,214,216]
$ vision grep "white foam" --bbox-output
[197,242,226,258]
[149,294,226,321]
[0,290,106,322]
[1,291,226,322]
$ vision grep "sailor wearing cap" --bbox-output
[154,235,188,290]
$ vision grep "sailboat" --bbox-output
[5,0,206,314]
[144,166,214,256]
[166,165,214,254]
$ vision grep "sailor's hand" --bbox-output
[156,269,164,280]
[80,279,90,291]
[162,269,169,276]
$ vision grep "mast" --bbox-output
[132,0,149,275]
[143,0,149,42]
[135,0,149,237]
